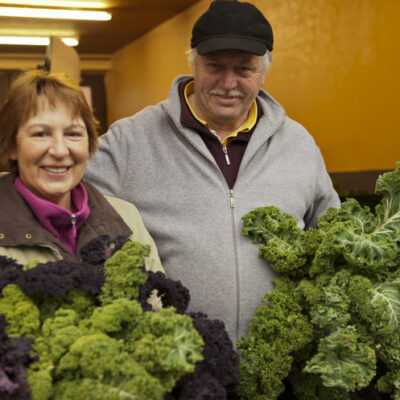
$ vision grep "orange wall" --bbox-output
[106,0,400,173]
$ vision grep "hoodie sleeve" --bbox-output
[84,120,130,198]
[304,145,341,229]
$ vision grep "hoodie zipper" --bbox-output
[223,146,231,165]
[163,100,285,343]
[229,189,235,208]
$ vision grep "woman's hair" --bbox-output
[0,69,99,172]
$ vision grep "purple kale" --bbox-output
[0,315,38,400]
[80,234,111,264]
[138,272,239,399]
[19,260,104,298]
[0,256,20,271]
[138,271,190,313]
[0,257,24,296]
[167,312,240,399]
[189,312,240,389]
[167,370,227,400]
[110,235,131,256]
[80,235,131,264]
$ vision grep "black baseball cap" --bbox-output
[191,0,274,56]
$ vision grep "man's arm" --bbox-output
[304,147,341,229]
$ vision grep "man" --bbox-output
[85,0,340,344]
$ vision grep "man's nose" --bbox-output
[219,69,237,90]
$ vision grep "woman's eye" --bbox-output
[32,131,47,137]
[66,131,83,137]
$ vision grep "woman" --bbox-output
[0,70,162,273]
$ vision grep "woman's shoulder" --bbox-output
[103,195,140,216]
[0,172,14,186]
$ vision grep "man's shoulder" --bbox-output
[109,75,191,130]
[256,90,315,144]
[281,115,318,147]
[111,102,167,128]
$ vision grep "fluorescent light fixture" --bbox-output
[0,1,107,8]
[0,6,111,20]
[0,36,78,46]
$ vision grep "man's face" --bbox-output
[192,50,266,130]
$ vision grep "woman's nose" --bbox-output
[48,135,69,157]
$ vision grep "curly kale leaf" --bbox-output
[0,284,41,338]
[242,206,321,276]
[304,326,376,391]
[313,168,400,278]
[0,256,104,299]
[310,199,393,278]
[0,314,38,400]
[189,312,239,389]
[53,333,165,400]
[27,301,203,399]
[165,370,226,400]
[290,370,350,400]
[375,164,400,226]
[168,312,239,399]
[371,278,400,335]
[238,338,293,400]
[240,166,400,399]
[307,270,353,331]
[21,261,104,298]
[128,308,204,391]
[376,370,400,399]
[99,241,149,305]
[138,271,190,314]
[0,238,209,400]
[81,298,143,337]
[79,235,130,265]
[0,256,23,294]
[237,289,313,399]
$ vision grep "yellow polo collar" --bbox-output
[184,80,257,146]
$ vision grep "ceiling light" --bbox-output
[0,1,107,8]
[0,36,78,46]
[0,6,111,20]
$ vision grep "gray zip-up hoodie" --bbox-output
[85,75,340,343]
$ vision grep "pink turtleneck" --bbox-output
[14,176,91,254]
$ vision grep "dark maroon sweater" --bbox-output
[179,79,262,189]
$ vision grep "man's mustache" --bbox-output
[209,89,245,98]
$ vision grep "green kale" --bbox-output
[303,326,376,391]
[99,241,150,304]
[239,165,400,399]
[0,241,204,400]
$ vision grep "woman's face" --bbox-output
[9,97,89,210]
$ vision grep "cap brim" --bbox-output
[196,36,267,56]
